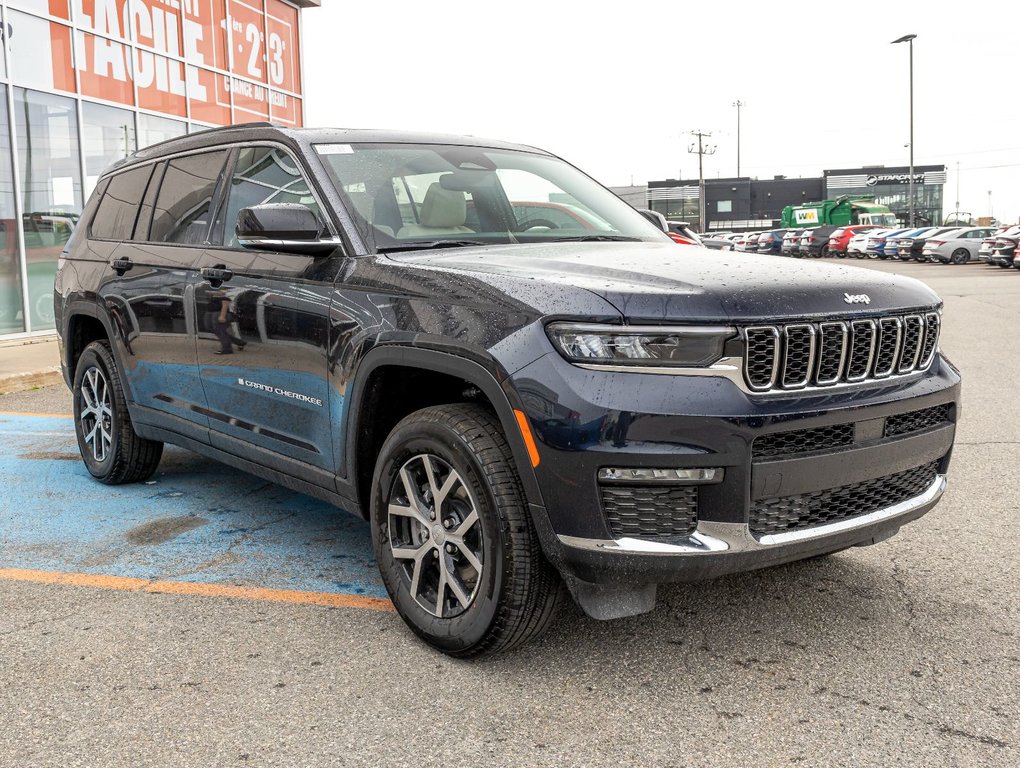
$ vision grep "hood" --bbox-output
[389,242,941,323]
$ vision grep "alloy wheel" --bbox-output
[80,366,113,462]
[386,453,484,618]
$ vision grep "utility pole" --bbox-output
[732,100,744,177]
[688,130,716,233]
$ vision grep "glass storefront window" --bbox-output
[82,101,136,195]
[0,0,305,338]
[0,9,6,80]
[7,10,76,93]
[14,87,83,331]
[74,31,135,107]
[138,113,186,149]
[0,86,26,335]
[6,0,71,21]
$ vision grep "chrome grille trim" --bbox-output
[898,315,924,373]
[919,312,940,368]
[738,312,940,393]
[781,324,816,389]
[873,317,903,378]
[846,320,877,382]
[815,321,848,385]
[743,326,780,392]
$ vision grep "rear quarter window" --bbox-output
[90,165,154,240]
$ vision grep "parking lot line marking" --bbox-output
[0,411,73,419]
[0,568,395,613]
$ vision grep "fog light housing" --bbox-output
[597,467,723,485]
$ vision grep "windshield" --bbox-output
[314,143,668,251]
[866,213,899,226]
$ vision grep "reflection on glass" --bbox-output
[75,31,135,107]
[6,0,71,21]
[7,10,76,93]
[136,52,188,117]
[82,101,136,196]
[14,88,82,331]
[138,114,186,149]
[0,86,25,334]
[0,9,6,80]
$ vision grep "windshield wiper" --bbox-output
[377,239,489,253]
[550,234,642,242]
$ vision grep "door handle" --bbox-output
[200,266,233,283]
[111,257,133,275]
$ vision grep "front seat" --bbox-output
[397,182,474,238]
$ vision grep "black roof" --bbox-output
[110,122,549,174]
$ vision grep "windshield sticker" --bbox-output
[318,144,354,155]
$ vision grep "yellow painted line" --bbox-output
[0,567,395,613]
[0,411,73,418]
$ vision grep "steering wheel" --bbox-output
[519,219,559,231]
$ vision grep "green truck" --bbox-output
[781,195,899,228]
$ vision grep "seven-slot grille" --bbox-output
[743,312,939,392]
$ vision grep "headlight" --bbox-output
[546,323,734,368]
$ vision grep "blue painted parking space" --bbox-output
[0,414,386,599]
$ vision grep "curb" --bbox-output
[0,367,63,395]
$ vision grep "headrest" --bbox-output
[419,183,467,228]
[347,190,375,221]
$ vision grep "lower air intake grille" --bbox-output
[885,404,952,437]
[753,422,855,459]
[749,461,940,537]
[601,485,698,538]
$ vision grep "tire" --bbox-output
[950,248,970,265]
[370,403,563,657]
[73,340,163,484]
[820,244,830,258]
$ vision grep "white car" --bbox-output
[922,227,996,264]
[847,229,883,257]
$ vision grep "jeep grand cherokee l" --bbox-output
[55,124,960,657]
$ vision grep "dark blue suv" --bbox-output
[55,124,960,656]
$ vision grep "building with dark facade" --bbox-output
[643,164,946,232]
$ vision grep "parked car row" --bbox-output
[701,223,1020,267]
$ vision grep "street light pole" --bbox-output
[732,100,744,177]
[892,34,916,226]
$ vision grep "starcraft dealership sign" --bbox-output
[7,0,303,126]
[866,173,925,186]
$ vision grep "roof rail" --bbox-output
[131,121,284,158]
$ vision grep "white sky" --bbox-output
[304,0,1020,223]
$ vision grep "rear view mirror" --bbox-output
[236,203,340,255]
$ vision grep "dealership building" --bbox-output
[642,164,947,233]
[0,0,317,339]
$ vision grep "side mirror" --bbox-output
[236,203,340,255]
[635,207,669,233]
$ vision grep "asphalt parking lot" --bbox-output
[1,259,1017,767]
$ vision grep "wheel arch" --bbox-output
[343,346,545,519]
[62,302,117,389]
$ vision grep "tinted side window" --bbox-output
[150,150,228,245]
[214,146,321,247]
[90,165,154,240]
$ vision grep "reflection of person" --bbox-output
[109,304,134,356]
[205,292,245,355]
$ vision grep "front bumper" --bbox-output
[552,474,944,585]
[511,351,960,601]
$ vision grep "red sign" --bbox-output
[33,0,303,125]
